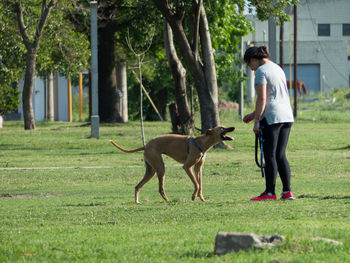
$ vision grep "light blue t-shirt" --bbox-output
[255,62,294,125]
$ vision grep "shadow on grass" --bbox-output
[298,194,350,200]
[180,251,217,259]
[62,202,106,207]
[331,145,350,151]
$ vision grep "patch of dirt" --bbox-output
[0,194,55,199]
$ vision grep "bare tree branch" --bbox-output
[192,0,202,60]
[34,0,57,47]
[14,2,31,50]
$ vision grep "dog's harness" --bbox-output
[255,127,265,178]
[187,136,205,161]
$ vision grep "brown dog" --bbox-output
[110,126,235,204]
[286,79,307,97]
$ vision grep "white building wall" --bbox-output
[16,75,72,122]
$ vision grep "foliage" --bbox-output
[0,117,349,262]
[114,1,172,121]
[205,0,251,102]
[0,2,24,114]
[1,0,90,78]
[0,84,20,115]
[36,1,90,77]
[127,54,174,121]
[247,0,299,22]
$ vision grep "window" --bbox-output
[343,24,350,36]
[318,24,330,36]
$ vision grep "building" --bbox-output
[4,73,87,123]
[243,0,350,95]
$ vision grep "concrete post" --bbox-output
[67,78,72,122]
[47,72,54,121]
[117,60,128,123]
[79,73,83,121]
[90,1,99,138]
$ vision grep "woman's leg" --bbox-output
[261,119,281,195]
[276,123,292,192]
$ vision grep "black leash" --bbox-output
[255,130,265,178]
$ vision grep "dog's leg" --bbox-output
[135,161,155,204]
[183,157,200,201]
[145,151,169,202]
[155,158,169,202]
[194,160,205,202]
[157,172,169,202]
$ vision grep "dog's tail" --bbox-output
[109,140,145,153]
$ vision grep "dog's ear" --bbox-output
[206,128,213,135]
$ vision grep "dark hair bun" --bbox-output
[258,46,270,58]
[244,45,270,63]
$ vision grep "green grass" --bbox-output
[0,110,349,262]
[295,88,350,122]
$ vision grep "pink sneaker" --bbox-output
[250,192,276,201]
[280,191,295,200]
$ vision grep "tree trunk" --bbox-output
[153,0,220,134]
[98,24,122,122]
[22,49,37,130]
[168,101,180,133]
[164,21,194,134]
[198,5,219,133]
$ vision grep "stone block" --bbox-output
[214,232,285,255]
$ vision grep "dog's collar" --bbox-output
[187,136,205,160]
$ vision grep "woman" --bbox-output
[243,45,295,201]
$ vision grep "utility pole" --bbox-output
[280,21,284,69]
[293,4,298,118]
[268,18,277,63]
[90,1,99,138]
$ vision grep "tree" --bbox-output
[2,0,90,128]
[69,0,159,122]
[207,0,251,103]
[5,0,58,130]
[154,0,221,133]
[36,2,90,78]
[164,21,194,134]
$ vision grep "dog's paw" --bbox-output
[199,195,206,202]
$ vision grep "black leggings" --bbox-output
[260,118,292,195]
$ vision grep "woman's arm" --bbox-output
[253,83,266,133]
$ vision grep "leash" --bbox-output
[187,136,205,160]
[255,128,265,178]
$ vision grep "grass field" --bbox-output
[1,103,350,262]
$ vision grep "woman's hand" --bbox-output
[253,120,260,134]
[243,112,255,123]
